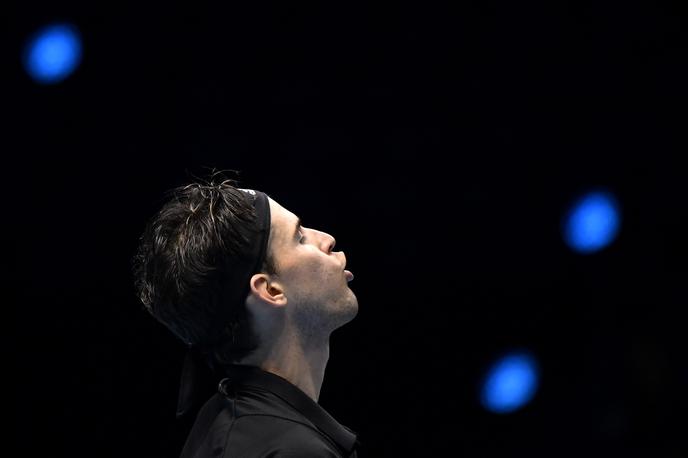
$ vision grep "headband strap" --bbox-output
[176,188,271,418]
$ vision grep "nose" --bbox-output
[311,228,337,254]
[325,234,336,254]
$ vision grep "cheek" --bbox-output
[279,247,340,282]
[281,256,317,282]
[294,257,339,283]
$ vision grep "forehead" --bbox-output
[268,197,297,244]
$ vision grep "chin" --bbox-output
[344,296,359,321]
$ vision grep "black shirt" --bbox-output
[180,364,361,457]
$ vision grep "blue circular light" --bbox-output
[563,190,621,254]
[480,351,540,414]
[23,23,82,84]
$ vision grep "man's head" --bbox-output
[244,196,358,355]
[132,172,357,368]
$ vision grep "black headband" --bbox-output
[176,187,272,418]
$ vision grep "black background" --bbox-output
[10,1,688,457]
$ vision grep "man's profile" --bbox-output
[131,170,361,457]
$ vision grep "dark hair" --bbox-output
[131,170,277,367]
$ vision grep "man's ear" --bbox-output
[248,273,288,308]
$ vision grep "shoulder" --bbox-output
[227,415,342,457]
[182,391,348,457]
[265,443,341,458]
[261,432,342,457]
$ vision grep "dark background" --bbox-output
[10,1,687,457]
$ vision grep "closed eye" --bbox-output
[293,216,308,244]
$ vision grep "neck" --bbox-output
[238,328,331,402]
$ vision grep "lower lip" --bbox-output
[344,270,354,282]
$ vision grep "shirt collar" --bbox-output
[223,364,360,455]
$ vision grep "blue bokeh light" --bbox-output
[23,23,82,84]
[480,350,540,414]
[563,190,621,254]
